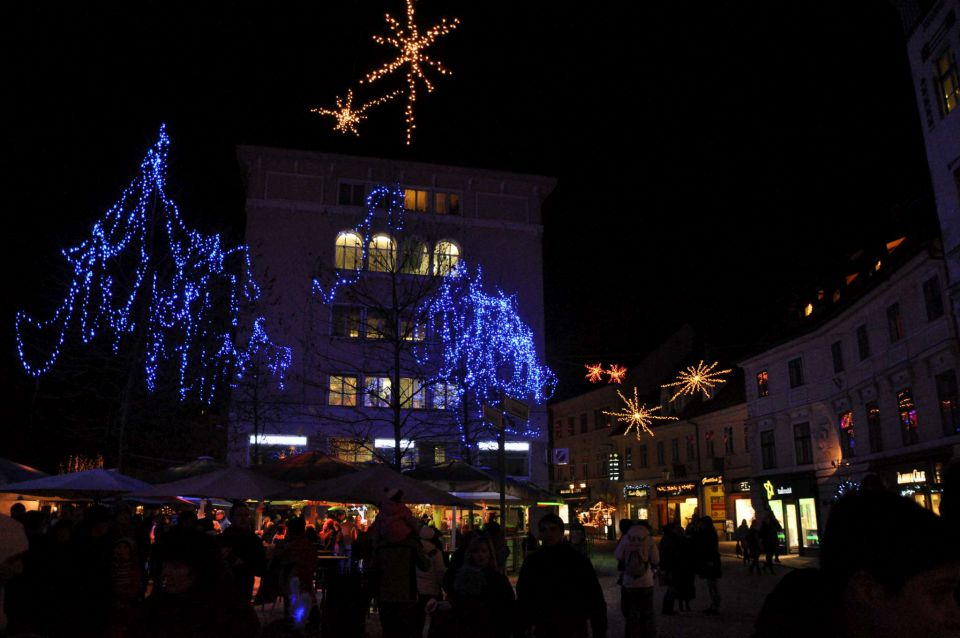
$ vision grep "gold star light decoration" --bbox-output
[584,362,605,384]
[363,0,459,144]
[311,89,400,136]
[661,360,732,402]
[604,387,678,440]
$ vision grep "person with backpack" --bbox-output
[614,521,660,637]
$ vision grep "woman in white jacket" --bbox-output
[614,522,660,638]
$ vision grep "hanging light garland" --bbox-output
[661,360,732,402]
[604,387,677,439]
[311,88,401,136]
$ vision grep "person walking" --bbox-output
[692,516,721,614]
[759,513,780,575]
[614,522,659,637]
[415,525,447,638]
[746,519,762,575]
[735,519,750,566]
[448,535,514,638]
[516,514,607,638]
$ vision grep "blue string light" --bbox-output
[311,185,405,304]
[417,264,556,440]
[14,124,291,403]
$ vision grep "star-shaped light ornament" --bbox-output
[604,387,678,440]
[363,0,459,144]
[661,360,732,402]
[606,364,627,384]
[311,89,399,136]
[584,362,605,383]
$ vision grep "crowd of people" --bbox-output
[0,468,957,638]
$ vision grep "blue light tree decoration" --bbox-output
[15,125,291,405]
[416,264,556,458]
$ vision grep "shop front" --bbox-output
[653,480,699,530]
[728,479,756,527]
[874,458,947,515]
[760,473,821,556]
[558,484,591,527]
[700,475,726,533]
[622,483,651,521]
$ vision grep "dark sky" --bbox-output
[1,2,937,406]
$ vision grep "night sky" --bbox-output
[0,2,938,459]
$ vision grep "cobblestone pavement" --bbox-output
[259,540,808,636]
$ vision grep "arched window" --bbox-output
[335,231,363,270]
[400,238,429,275]
[433,240,460,276]
[368,234,397,272]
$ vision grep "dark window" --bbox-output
[724,426,735,455]
[365,309,390,340]
[671,438,680,463]
[887,303,904,342]
[554,420,562,440]
[838,411,855,459]
[831,341,845,373]
[656,441,665,466]
[857,325,871,360]
[934,48,960,116]
[338,182,365,206]
[625,447,633,469]
[579,413,588,434]
[582,463,589,480]
[331,305,362,338]
[744,424,750,452]
[898,388,919,445]
[936,370,960,436]
[866,401,883,453]
[756,370,769,397]
[706,433,716,458]
[761,430,777,470]
[567,416,575,437]
[923,276,945,321]
[639,445,648,468]
[593,409,604,430]
[686,436,696,461]
[788,358,804,388]
[793,422,813,465]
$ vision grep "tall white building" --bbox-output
[230,145,555,486]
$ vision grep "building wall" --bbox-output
[740,248,960,551]
[233,146,555,484]
[901,0,960,311]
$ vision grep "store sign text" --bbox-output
[656,482,697,497]
[623,484,650,498]
[897,469,926,485]
[701,475,723,486]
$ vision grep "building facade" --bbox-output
[231,145,555,486]
[900,0,960,314]
[739,245,960,555]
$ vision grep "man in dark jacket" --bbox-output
[516,514,607,638]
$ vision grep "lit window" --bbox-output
[400,315,426,341]
[838,411,855,459]
[399,378,426,409]
[433,383,458,409]
[328,375,358,407]
[335,231,363,270]
[329,438,373,463]
[368,234,396,272]
[433,240,460,276]
[803,303,813,317]
[435,192,461,215]
[400,238,429,275]
[935,48,960,115]
[364,376,392,407]
[365,309,390,340]
[404,188,430,212]
[898,388,919,446]
[756,370,769,397]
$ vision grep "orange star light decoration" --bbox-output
[584,362,604,383]
[604,387,678,439]
[363,0,459,144]
[606,364,627,384]
[311,89,399,136]
[661,360,732,402]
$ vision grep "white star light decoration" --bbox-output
[604,387,678,440]
[363,0,459,144]
[662,360,732,402]
[311,89,399,136]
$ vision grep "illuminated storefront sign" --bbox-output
[763,479,792,498]
[701,475,723,486]
[623,484,650,498]
[655,481,698,497]
[897,469,927,485]
[732,480,752,493]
